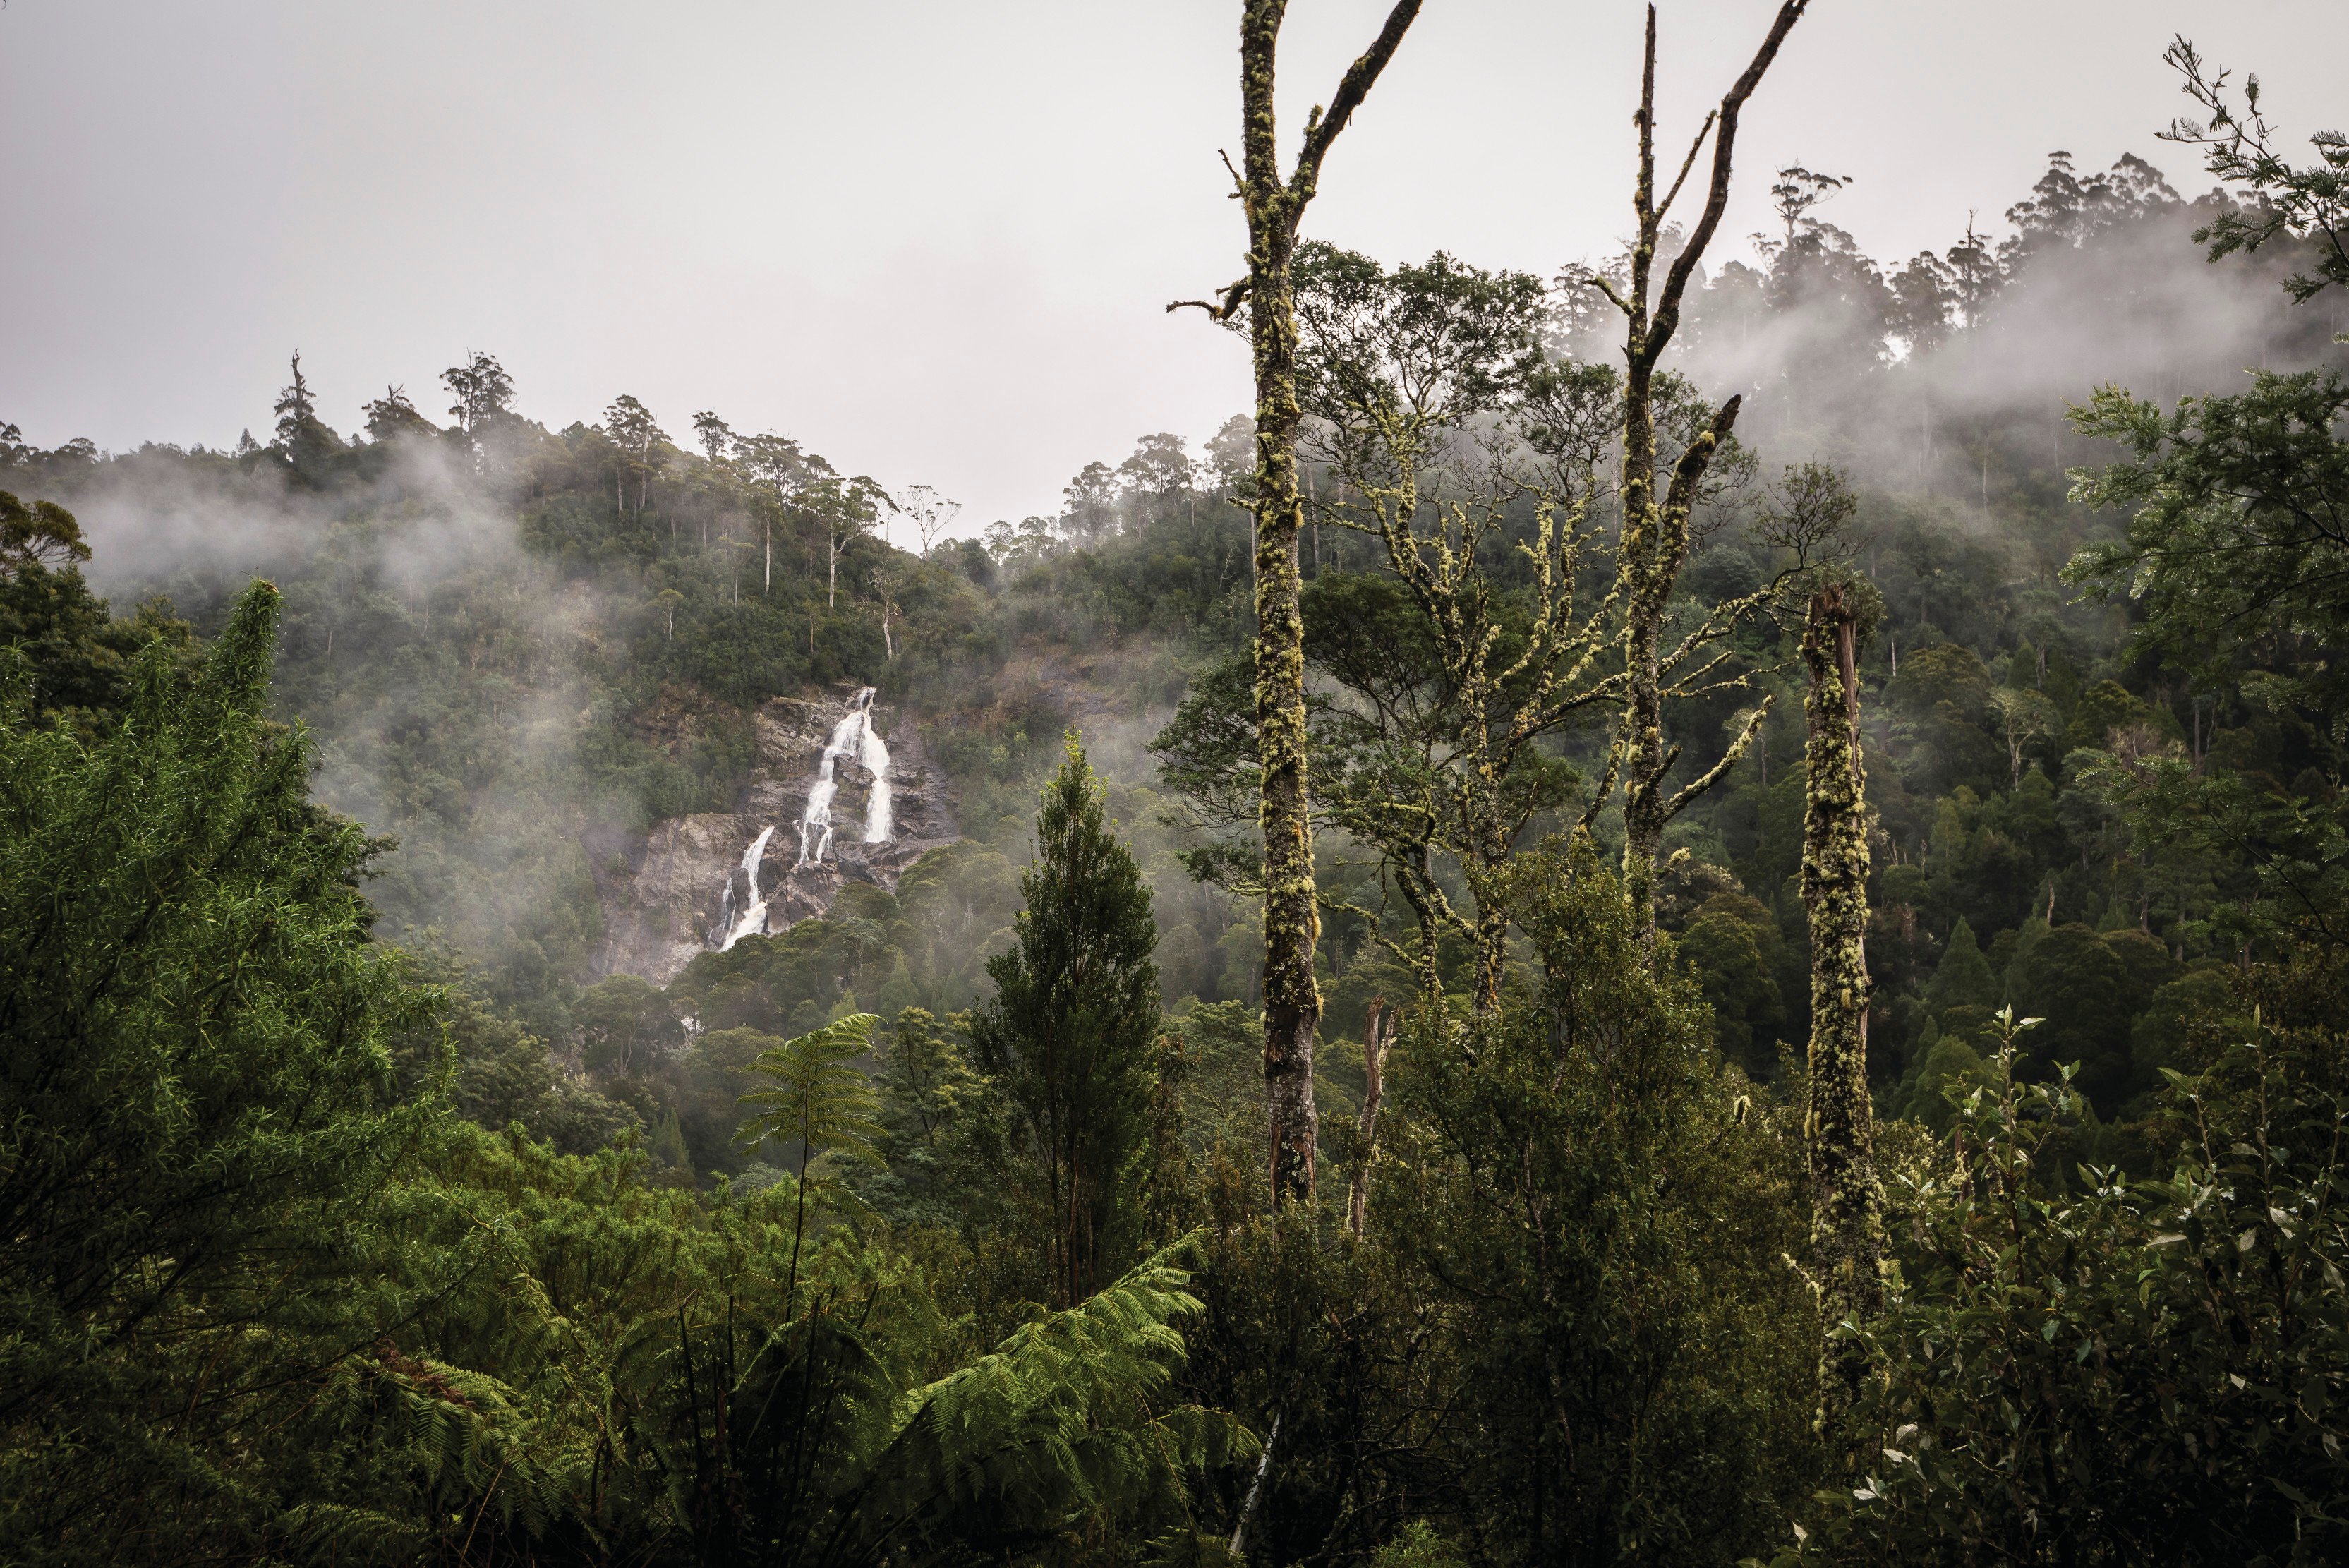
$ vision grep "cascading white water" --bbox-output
[797,687,893,864]
[859,708,893,843]
[711,692,896,951]
[717,824,777,951]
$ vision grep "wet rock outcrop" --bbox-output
[590,691,957,984]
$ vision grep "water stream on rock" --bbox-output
[797,687,891,866]
[709,690,893,952]
[715,824,776,953]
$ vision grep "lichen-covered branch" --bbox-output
[1297,265,1614,1013]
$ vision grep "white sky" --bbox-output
[4,1,2345,536]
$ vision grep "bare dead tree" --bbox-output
[897,483,962,558]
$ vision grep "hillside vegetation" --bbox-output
[5,26,2349,1566]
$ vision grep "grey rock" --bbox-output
[592,689,959,984]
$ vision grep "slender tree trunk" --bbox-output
[1347,998,1393,1239]
[1063,1146,1083,1306]
[1263,0,1417,1208]
[1248,207,1322,1207]
[1460,692,1511,1012]
[1801,582,1884,1424]
[1183,0,1419,1208]
[1601,1,1808,944]
[1619,385,1741,939]
[1391,845,1446,1011]
[1228,1409,1284,1558]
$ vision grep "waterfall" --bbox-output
[716,824,777,951]
[859,704,893,842]
[797,687,893,865]
[710,691,895,951]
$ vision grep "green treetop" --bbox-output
[970,736,1161,1306]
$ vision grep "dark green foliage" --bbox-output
[271,351,346,482]
[0,489,88,574]
[0,581,440,1560]
[1376,839,1817,1565]
[1786,1014,2349,1566]
[2067,362,2349,790]
[11,93,2349,1565]
[855,1006,996,1232]
[0,560,196,728]
[1921,917,1998,1014]
[2005,922,2180,1111]
[2061,677,2158,754]
[2129,965,2239,1086]
[971,738,1161,1305]
[1678,891,1790,1072]
[575,971,684,1075]
[2163,40,2349,303]
[428,965,642,1152]
[1178,1212,1411,1565]
[381,1128,1247,1568]
[0,599,1239,1559]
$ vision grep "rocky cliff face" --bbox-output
[590,691,958,985]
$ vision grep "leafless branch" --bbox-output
[1168,277,1252,320]
[1657,109,1720,222]
[1291,0,1427,199]
[1648,0,1812,358]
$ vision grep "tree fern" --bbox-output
[737,1011,889,1169]
[864,1241,1254,1556]
[737,1012,888,1302]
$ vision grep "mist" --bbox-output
[1616,152,2349,505]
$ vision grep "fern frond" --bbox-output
[736,1013,889,1166]
[854,1239,1247,1546]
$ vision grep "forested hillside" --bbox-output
[5,11,2348,1565]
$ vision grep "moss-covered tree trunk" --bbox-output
[1617,392,1739,934]
[1593,2,1810,946]
[1800,582,1885,1416]
[1183,0,1422,1208]
[1238,89,1322,1204]
[1347,996,1395,1238]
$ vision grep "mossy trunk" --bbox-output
[1346,996,1394,1239]
[1800,582,1885,1420]
[1619,389,1741,942]
[1198,0,1419,1209]
[1616,352,1667,934]
[1239,0,1320,1208]
[1601,1,1798,944]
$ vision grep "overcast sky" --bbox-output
[5,1,2345,534]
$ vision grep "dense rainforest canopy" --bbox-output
[4,15,2349,1567]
